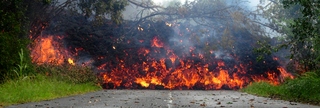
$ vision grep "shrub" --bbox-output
[0,0,34,82]
[242,72,320,105]
[241,81,283,97]
[35,64,97,84]
[282,72,320,103]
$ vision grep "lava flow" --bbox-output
[30,21,294,90]
[97,36,294,90]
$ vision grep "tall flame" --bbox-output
[30,35,74,65]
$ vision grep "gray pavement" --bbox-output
[6,90,320,108]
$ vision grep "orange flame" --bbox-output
[151,36,164,48]
[30,35,74,65]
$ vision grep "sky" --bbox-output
[123,0,261,20]
[57,0,261,20]
[151,0,260,6]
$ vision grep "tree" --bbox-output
[282,0,320,72]
[28,0,129,40]
[255,0,320,73]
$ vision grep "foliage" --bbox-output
[0,0,34,82]
[241,81,283,97]
[35,64,97,84]
[242,72,320,105]
[12,49,34,78]
[283,72,320,102]
[282,0,320,72]
[75,0,128,24]
[255,0,320,73]
[0,74,101,107]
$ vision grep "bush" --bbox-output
[0,0,34,82]
[35,64,97,84]
[0,35,34,82]
[241,81,283,97]
[282,72,320,103]
[242,72,320,105]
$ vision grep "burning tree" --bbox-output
[29,0,295,89]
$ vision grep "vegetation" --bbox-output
[0,63,101,107]
[35,64,97,84]
[242,0,320,105]
[0,0,33,82]
[242,72,320,105]
[0,74,101,107]
[282,0,320,72]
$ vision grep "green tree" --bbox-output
[77,0,128,25]
[282,0,320,72]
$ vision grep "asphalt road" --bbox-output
[6,90,320,108]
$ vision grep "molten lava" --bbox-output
[30,31,294,90]
[98,36,294,90]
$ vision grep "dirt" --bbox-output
[6,90,320,108]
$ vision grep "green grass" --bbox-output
[241,81,283,97]
[0,74,101,107]
[241,72,320,105]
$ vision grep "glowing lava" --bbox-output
[98,36,294,90]
[29,34,294,90]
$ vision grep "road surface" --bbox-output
[6,90,320,108]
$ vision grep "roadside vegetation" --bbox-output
[242,72,320,105]
[242,0,320,105]
[0,61,101,107]
[0,73,100,106]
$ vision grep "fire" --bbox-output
[68,58,75,65]
[30,35,73,65]
[31,36,64,64]
[98,36,294,90]
[277,67,294,79]
[151,36,164,48]
[29,24,295,90]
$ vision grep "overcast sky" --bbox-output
[122,0,261,20]
[57,0,261,20]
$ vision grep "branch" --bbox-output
[127,0,164,11]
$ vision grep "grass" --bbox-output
[0,74,101,107]
[241,81,283,97]
[0,63,102,107]
[241,72,320,105]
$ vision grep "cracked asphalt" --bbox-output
[6,90,320,108]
